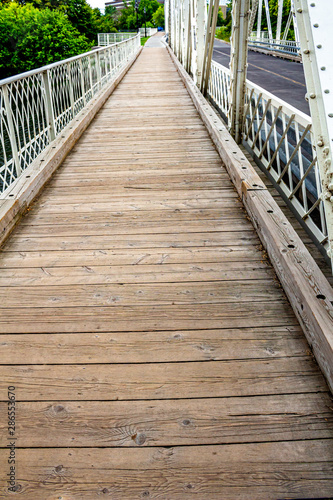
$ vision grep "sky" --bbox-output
[88,0,106,12]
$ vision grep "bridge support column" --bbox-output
[229,0,250,144]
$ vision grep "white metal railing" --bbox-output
[208,60,328,255]
[248,32,300,56]
[139,28,158,37]
[98,33,136,46]
[0,34,140,196]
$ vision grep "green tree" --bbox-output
[16,0,106,41]
[0,2,91,78]
[152,4,164,27]
[117,0,160,31]
[216,7,224,27]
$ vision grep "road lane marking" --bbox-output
[213,49,306,87]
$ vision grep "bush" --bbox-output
[216,26,230,42]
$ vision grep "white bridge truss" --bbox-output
[165,0,333,270]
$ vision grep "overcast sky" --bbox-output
[88,0,106,12]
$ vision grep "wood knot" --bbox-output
[182,419,191,426]
[54,405,65,413]
[55,465,63,472]
[102,488,109,494]
[135,433,146,446]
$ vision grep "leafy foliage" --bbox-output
[0,2,91,78]
[152,4,164,28]
[215,1,295,42]
[0,0,163,79]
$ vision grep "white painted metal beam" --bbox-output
[229,0,251,143]
[294,0,333,266]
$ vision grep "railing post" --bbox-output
[79,59,86,106]
[88,56,94,95]
[67,62,75,118]
[96,52,102,90]
[2,85,21,177]
[41,70,56,142]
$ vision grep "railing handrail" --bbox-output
[0,34,139,87]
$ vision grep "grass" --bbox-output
[141,36,150,46]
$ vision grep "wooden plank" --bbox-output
[0,357,325,401]
[0,281,282,308]
[2,232,258,252]
[0,246,264,268]
[13,219,253,238]
[19,208,246,226]
[2,441,332,499]
[1,393,332,448]
[0,262,273,286]
[0,326,306,364]
[0,302,298,333]
[26,198,242,213]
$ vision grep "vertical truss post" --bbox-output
[276,0,284,41]
[248,0,259,37]
[193,0,206,87]
[291,0,300,44]
[184,0,191,72]
[263,0,273,43]
[201,0,220,96]
[256,0,262,39]
[229,0,250,144]
[282,10,292,40]
[294,0,333,266]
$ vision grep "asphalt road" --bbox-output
[213,39,309,115]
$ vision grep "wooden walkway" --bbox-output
[1,45,333,498]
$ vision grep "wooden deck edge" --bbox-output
[165,44,333,393]
[0,47,143,248]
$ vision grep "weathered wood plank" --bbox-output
[13,219,253,238]
[2,232,258,252]
[0,357,325,401]
[0,302,298,333]
[1,441,333,499]
[0,247,264,268]
[0,262,273,286]
[0,281,283,308]
[1,393,332,447]
[0,326,306,364]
